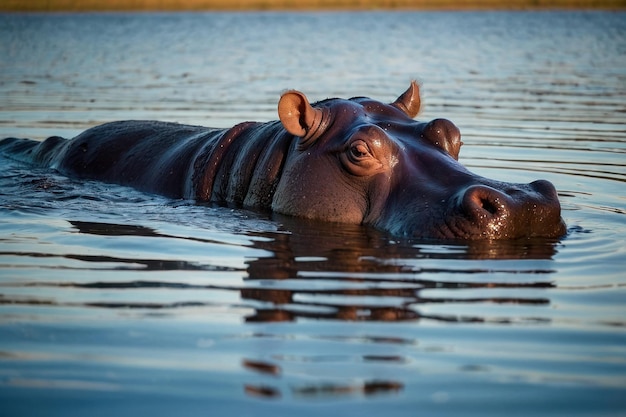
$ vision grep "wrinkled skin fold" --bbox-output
[0,81,566,240]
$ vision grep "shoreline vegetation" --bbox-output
[1,0,624,11]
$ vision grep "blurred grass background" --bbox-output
[2,0,624,11]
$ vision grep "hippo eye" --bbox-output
[341,139,384,177]
[349,140,372,160]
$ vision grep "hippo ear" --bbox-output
[278,90,325,147]
[391,80,421,119]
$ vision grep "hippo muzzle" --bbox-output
[395,117,563,239]
[444,180,566,240]
[375,175,565,241]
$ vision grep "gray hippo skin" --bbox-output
[0,82,566,240]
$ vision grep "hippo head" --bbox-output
[273,81,566,240]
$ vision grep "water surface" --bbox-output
[0,11,625,416]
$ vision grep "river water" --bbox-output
[0,11,625,417]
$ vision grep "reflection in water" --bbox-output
[0,219,560,318]
[0,218,562,400]
[244,384,282,399]
[243,356,404,399]
[292,380,404,398]
[50,219,558,324]
[245,377,404,400]
[243,358,282,375]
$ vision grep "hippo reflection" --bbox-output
[0,82,565,240]
[60,220,557,323]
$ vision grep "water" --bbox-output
[1,11,625,416]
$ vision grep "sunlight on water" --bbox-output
[0,10,625,417]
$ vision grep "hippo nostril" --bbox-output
[461,185,508,219]
[480,198,498,215]
[453,185,515,239]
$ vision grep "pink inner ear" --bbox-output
[278,90,326,147]
[278,91,309,137]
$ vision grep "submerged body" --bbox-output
[0,82,566,240]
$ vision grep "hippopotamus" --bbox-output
[0,81,566,240]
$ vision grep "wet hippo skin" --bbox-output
[0,81,566,240]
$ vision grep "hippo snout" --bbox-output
[453,180,565,240]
